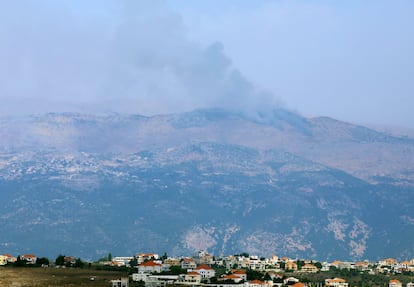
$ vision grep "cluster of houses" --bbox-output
[101,252,414,287]
[0,253,34,265]
[2,251,414,287]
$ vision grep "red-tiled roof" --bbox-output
[223,274,240,279]
[194,264,213,270]
[232,270,247,274]
[292,282,305,287]
[139,261,161,267]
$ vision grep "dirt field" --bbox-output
[0,266,128,287]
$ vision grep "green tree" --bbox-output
[247,269,263,280]
[314,262,322,269]
[55,254,65,266]
[75,258,84,268]
[36,257,50,266]
[129,258,138,267]
[14,255,26,267]
[169,265,187,275]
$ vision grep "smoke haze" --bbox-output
[0,0,279,116]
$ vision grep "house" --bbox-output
[284,277,300,285]
[355,261,370,271]
[331,261,342,268]
[112,257,134,267]
[181,258,197,270]
[389,280,402,287]
[193,264,216,278]
[138,261,162,273]
[164,257,180,267]
[231,269,247,281]
[111,277,129,287]
[136,253,159,264]
[325,278,349,287]
[380,258,398,267]
[64,256,76,266]
[249,257,266,271]
[184,271,202,284]
[21,254,37,264]
[285,261,298,271]
[3,254,17,263]
[248,279,265,287]
[291,282,306,287]
[301,263,318,273]
[132,272,149,282]
[195,250,214,265]
[269,255,279,264]
[145,275,178,287]
[0,255,8,265]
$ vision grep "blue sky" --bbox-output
[1,0,413,128]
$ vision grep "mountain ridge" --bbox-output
[0,108,413,260]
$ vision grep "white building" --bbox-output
[325,278,349,287]
[111,277,129,287]
[193,264,216,278]
[138,261,162,273]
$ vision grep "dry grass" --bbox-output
[0,266,128,287]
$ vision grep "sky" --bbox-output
[0,0,413,128]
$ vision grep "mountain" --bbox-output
[0,108,413,260]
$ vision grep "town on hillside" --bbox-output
[1,251,414,287]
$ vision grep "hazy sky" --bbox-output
[1,0,413,127]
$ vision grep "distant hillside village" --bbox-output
[1,251,414,287]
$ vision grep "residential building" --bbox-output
[0,255,7,265]
[138,261,162,273]
[284,277,300,285]
[269,255,279,264]
[285,261,298,271]
[301,263,318,273]
[184,271,201,284]
[64,256,76,266]
[249,257,266,271]
[136,253,159,264]
[248,279,265,287]
[111,277,129,287]
[145,275,178,287]
[355,261,370,271]
[325,278,349,287]
[231,269,247,281]
[181,258,197,270]
[112,256,134,267]
[21,254,37,264]
[193,264,216,278]
[132,272,149,282]
[3,254,17,263]
[291,282,306,287]
[195,250,214,265]
[331,261,342,268]
[164,257,180,266]
[380,258,398,267]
